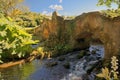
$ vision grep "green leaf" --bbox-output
[11,50,16,55]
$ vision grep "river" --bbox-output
[0,45,104,80]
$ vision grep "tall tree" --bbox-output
[97,0,120,8]
[0,0,28,16]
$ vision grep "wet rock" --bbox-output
[91,50,96,54]
[46,61,58,67]
[85,61,98,74]
[85,53,91,56]
[63,62,70,69]
[58,57,65,61]
[85,55,97,61]
[71,76,82,80]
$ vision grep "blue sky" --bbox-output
[24,0,117,16]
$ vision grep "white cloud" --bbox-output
[42,10,48,14]
[49,4,63,11]
[59,0,62,3]
[42,10,52,16]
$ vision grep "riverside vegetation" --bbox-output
[0,13,38,63]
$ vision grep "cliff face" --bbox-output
[34,11,120,59]
[34,11,65,40]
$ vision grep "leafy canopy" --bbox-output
[0,0,29,17]
[97,0,120,18]
[97,0,120,8]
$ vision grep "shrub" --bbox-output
[43,33,72,57]
[0,13,38,63]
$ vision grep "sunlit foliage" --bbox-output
[97,0,120,18]
[101,9,120,18]
[97,0,120,8]
[0,13,38,63]
[0,0,27,16]
[15,12,46,27]
[97,56,119,80]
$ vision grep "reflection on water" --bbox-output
[0,60,43,80]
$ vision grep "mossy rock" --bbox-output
[58,57,65,61]
[63,62,70,69]
[86,62,99,74]
[46,61,58,67]
[76,50,87,59]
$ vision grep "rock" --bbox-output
[58,57,65,61]
[63,62,70,69]
[85,61,98,74]
[74,12,120,59]
[91,50,96,54]
[85,55,97,61]
[46,61,58,67]
[35,11,120,59]
[71,76,82,80]
[76,50,87,59]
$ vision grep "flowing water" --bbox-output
[0,45,104,80]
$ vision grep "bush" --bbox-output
[43,33,72,57]
[15,12,45,27]
[0,14,38,63]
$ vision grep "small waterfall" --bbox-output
[61,45,104,80]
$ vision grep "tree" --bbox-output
[0,0,28,16]
[97,0,120,18]
[97,0,120,8]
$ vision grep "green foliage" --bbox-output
[101,9,120,18]
[97,0,120,8]
[97,56,119,80]
[97,0,120,18]
[36,47,51,59]
[0,13,38,63]
[15,12,46,27]
[0,0,27,16]
[43,32,72,57]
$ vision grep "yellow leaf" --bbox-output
[97,73,104,77]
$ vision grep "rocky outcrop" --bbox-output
[34,11,120,59]
[74,12,120,59]
[34,11,65,40]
